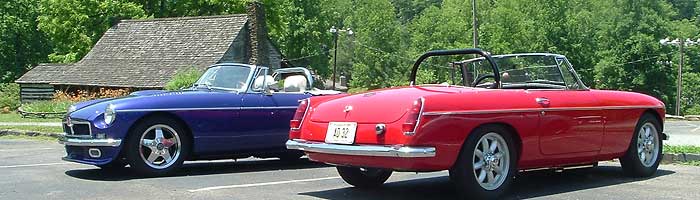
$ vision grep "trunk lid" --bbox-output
[309,86,472,123]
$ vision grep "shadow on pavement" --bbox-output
[300,166,675,200]
[64,158,329,181]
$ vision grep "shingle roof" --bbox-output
[15,63,74,84]
[18,14,249,88]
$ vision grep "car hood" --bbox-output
[309,85,475,124]
[69,90,243,120]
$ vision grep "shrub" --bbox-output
[0,83,21,112]
[54,88,131,102]
[165,67,203,90]
[20,100,73,113]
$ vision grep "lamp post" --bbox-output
[329,26,353,90]
[660,37,700,116]
[472,0,478,48]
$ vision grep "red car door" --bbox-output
[528,90,605,155]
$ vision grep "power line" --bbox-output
[284,48,334,62]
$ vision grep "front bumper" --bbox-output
[59,136,122,147]
[286,139,436,158]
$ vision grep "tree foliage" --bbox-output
[38,0,146,63]
[2,0,700,114]
[0,0,50,82]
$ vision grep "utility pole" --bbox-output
[660,38,699,116]
[329,26,353,90]
[472,0,479,48]
[678,39,684,116]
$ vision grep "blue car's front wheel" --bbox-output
[125,116,191,176]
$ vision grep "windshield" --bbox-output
[464,55,580,89]
[194,65,253,91]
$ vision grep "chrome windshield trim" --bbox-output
[286,139,436,158]
[423,105,664,116]
[116,106,298,112]
[59,137,122,147]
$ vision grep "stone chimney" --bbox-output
[246,1,270,67]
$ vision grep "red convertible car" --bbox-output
[287,49,668,199]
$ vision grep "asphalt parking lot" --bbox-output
[665,120,700,146]
[1,139,699,200]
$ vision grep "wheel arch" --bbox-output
[643,109,664,132]
[453,122,523,168]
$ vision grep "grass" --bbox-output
[0,134,57,142]
[0,126,64,133]
[20,100,72,113]
[684,161,700,166]
[0,113,62,122]
[664,145,700,154]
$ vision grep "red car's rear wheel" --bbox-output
[449,125,517,199]
[336,166,392,188]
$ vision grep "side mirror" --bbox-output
[264,89,273,96]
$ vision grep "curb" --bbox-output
[661,153,700,164]
[0,129,64,139]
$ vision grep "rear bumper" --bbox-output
[285,139,436,158]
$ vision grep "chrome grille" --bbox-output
[63,119,92,137]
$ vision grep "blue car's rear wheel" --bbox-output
[125,117,190,176]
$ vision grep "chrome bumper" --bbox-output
[286,139,436,158]
[59,136,122,147]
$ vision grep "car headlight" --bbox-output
[104,104,116,125]
[67,105,77,113]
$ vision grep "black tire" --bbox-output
[124,116,191,176]
[277,151,304,162]
[336,166,393,188]
[96,158,127,171]
[620,113,663,177]
[449,125,517,200]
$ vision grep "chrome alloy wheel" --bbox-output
[637,123,659,167]
[139,124,181,169]
[473,132,510,191]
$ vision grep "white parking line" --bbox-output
[0,148,56,152]
[0,162,72,169]
[188,176,341,192]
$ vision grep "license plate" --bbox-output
[325,122,357,144]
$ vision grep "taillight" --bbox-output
[402,97,424,136]
[290,98,310,130]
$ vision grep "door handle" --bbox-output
[535,97,550,107]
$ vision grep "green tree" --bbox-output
[38,0,146,63]
[126,0,249,17]
[0,0,50,83]
[682,72,700,115]
[593,0,677,111]
[267,0,333,77]
[344,0,408,89]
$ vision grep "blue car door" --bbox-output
[270,93,312,146]
[237,93,279,150]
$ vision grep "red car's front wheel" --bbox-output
[620,113,663,177]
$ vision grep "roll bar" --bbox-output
[409,48,500,88]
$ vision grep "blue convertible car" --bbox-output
[59,63,338,175]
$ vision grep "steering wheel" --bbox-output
[472,74,496,88]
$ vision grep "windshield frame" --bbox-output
[194,64,256,92]
[459,53,588,90]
